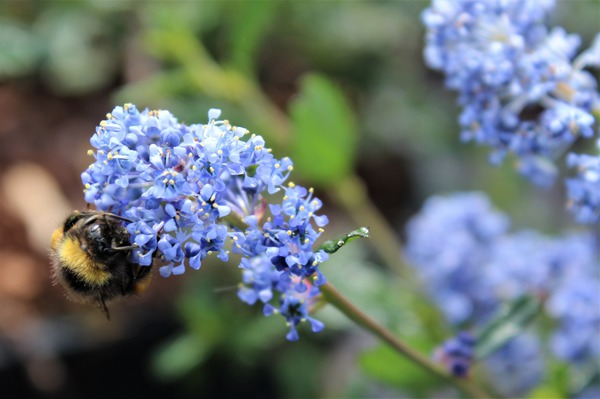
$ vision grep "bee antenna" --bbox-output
[105,213,133,223]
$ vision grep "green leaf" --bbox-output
[0,18,43,79]
[320,227,370,254]
[151,333,208,381]
[35,9,119,95]
[289,73,358,185]
[359,340,440,395]
[474,295,542,359]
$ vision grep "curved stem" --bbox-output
[319,282,491,399]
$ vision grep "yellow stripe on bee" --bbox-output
[59,237,111,285]
[51,228,64,252]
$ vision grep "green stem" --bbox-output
[330,174,413,278]
[320,282,491,399]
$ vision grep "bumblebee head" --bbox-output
[51,211,84,252]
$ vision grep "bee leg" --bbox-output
[111,243,137,251]
[98,297,111,320]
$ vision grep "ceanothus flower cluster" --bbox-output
[404,192,509,325]
[422,0,600,189]
[406,192,599,395]
[566,138,600,224]
[82,104,329,340]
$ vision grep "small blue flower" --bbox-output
[433,331,475,377]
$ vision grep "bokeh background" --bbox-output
[0,1,598,398]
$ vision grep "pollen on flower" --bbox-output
[107,152,114,160]
[288,182,296,188]
[309,188,314,193]
[87,149,94,156]
[163,178,168,184]
[287,230,292,235]
[85,183,91,189]
[264,233,270,238]
[299,206,305,211]
[148,110,159,117]
[217,150,223,155]
[287,165,293,171]
[209,167,215,173]
[99,120,107,128]
[304,238,309,244]
[318,228,325,233]
[106,113,113,119]
[275,163,280,169]
[254,145,263,151]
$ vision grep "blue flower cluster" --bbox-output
[406,192,600,394]
[482,333,545,398]
[433,331,475,377]
[404,192,509,325]
[422,0,600,190]
[566,138,600,224]
[82,104,329,340]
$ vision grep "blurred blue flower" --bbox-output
[483,333,545,398]
[405,192,509,324]
[566,139,600,224]
[433,331,475,377]
[547,274,600,364]
[406,191,599,383]
[422,0,599,187]
[82,104,329,339]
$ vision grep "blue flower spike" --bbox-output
[422,0,599,188]
[82,104,328,340]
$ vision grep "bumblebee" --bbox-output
[50,211,153,318]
